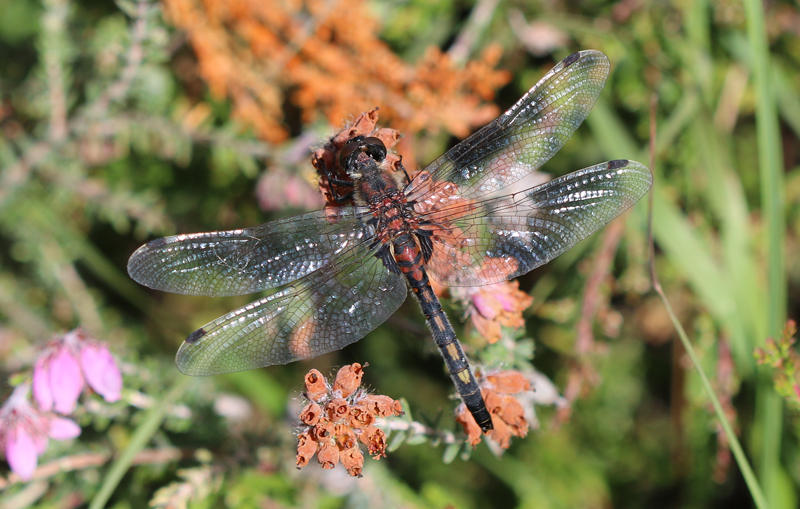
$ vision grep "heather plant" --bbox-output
[1,328,123,482]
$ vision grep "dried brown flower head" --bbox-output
[295,363,404,477]
[456,370,531,449]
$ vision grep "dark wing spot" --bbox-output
[146,237,168,249]
[562,51,581,67]
[607,159,628,169]
[186,328,207,344]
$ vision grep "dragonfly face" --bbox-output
[128,50,653,432]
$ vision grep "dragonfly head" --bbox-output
[338,136,387,177]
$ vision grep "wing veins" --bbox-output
[420,160,652,286]
[128,207,376,297]
[175,237,408,376]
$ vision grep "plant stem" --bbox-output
[650,260,769,509]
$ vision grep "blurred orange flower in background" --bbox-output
[456,370,531,448]
[162,0,510,144]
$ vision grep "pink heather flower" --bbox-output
[471,293,497,320]
[33,344,83,414]
[1,385,81,481]
[48,417,82,440]
[451,281,533,344]
[33,329,123,413]
[5,427,38,480]
[80,344,122,402]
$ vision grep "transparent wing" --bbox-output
[420,160,652,287]
[127,207,373,297]
[405,50,610,203]
[175,241,407,376]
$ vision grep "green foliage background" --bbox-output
[1,0,799,507]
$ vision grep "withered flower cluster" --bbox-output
[456,370,531,448]
[162,0,509,144]
[296,363,403,477]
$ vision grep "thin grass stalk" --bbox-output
[647,96,768,509]
[743,0,786,501]
[648,94,768,508]
[88,377,190,509]
[650,269,769,509]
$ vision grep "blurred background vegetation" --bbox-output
[1,0,799,507]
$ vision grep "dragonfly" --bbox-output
[128,50,652,432]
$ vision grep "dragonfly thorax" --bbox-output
[363,173,424,236]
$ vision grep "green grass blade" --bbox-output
[743,0,787,504]
[89,377,190,509]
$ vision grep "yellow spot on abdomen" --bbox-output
[446,342,460,361]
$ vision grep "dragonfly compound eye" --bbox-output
[338,136,387,170]
[361,137,387,162]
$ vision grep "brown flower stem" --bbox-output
[42,0,69,142]
[377,419,460,445]
[576,219,625,355]
[89,0,150,117]
[0,448,189,489]
[564,218,626,407]
[448,0,500,66]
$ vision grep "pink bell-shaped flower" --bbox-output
[5,426,38,481]
[1,385,81,481]
[32,329,124,413]
[33,344,84,414]
[80,344,122,403]
[48,416,82,440]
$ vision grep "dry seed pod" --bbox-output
[317,441,340,470]
[486,371,531,394]
[304,369,327,402]
[296,430,318,468]
[299,402,323,426]
[333,363,364,398]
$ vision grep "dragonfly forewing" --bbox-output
[422,159,653,286]
[406,50,610,203]
[175,240,407,376]
[128,207,374,297]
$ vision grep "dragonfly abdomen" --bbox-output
[394,234,493,431]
